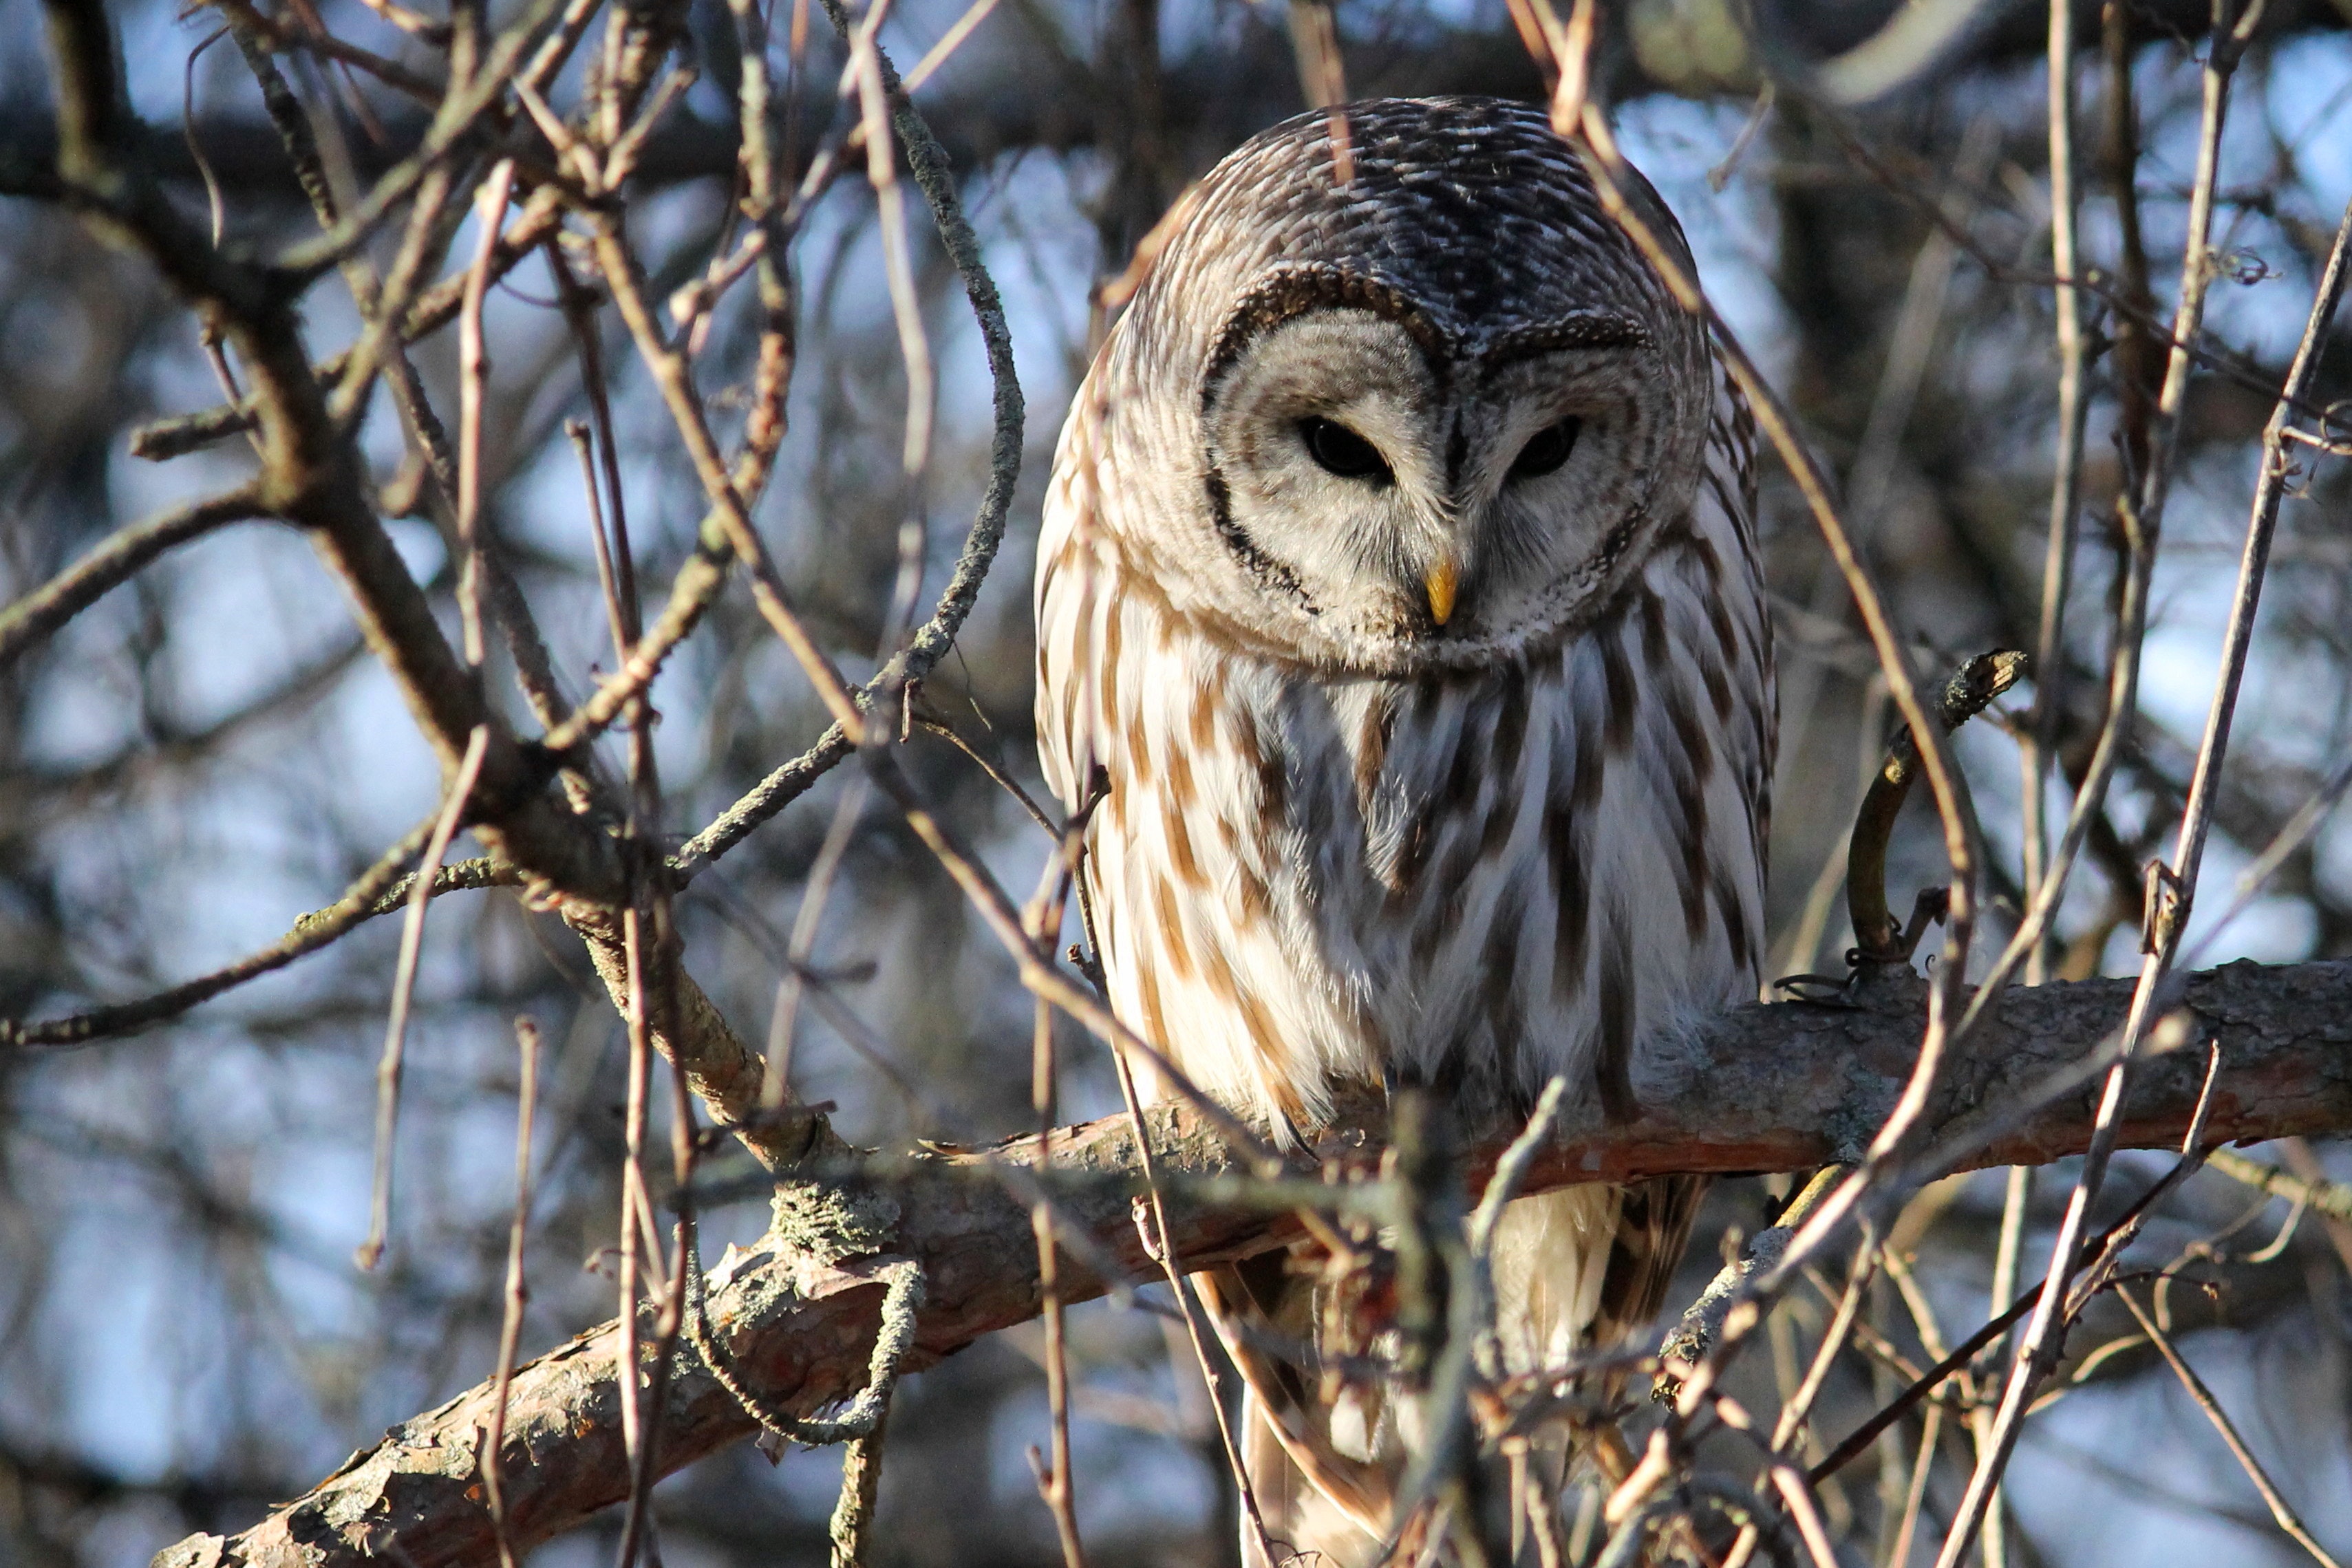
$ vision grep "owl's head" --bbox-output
[1082,97,1715,676]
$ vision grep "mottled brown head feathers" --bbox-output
[1082,96,1716,677]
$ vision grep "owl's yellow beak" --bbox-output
[1424,558,1459,627]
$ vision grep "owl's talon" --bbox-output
[1772,971,1862,1007]
[1845,649,2029,969]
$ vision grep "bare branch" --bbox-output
[0,486,266,669]
[2118,1286,2347,1568]
[156,956,2352,1568]
[1,817,437,1049]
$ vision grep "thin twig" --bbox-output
[1285,0,1353,181]
[2020,0,2089,988]
[1107,1038,1281,1564]
[0,488,265,670]
[2207,1148,2352,1226]
[1888,1399,1947,1566]
[551,233,648,637]
[1977,1157,2032,1567]
[610,905,661,1567]
[481,1014,541,1568]
[1056,713,1279,1561]
[1770,1247,1880,1457]
[762,775,870,1105]
[182,26,231,245]
[610,421,689,1568]
[916,713,1061,836]
[564,418,636,667]
[901,0,1003,93]
[0,819,441,1048]
[844,0,936,512]
[2117,1285,2347,1568]
[359,723,491,1271]
[456,158,516,669]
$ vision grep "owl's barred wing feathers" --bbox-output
[1035,98,1773,1565]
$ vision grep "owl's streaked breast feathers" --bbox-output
[1034,97,1773,1562]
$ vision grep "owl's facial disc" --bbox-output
[1200,308,1456,636]
[1198,301,1676,671]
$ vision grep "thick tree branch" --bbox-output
[156,957,2352,1568]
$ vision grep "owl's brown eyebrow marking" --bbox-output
[1480,312,1649,367]
[1199,264,1453,413]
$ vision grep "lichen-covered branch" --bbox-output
[156,956,2352,1568]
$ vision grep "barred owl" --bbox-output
[1034,98,1772,1563]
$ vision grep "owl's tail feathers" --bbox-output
[1235,1386,1396,1568]
[1199,1254,1394,1568]
[1201,1179,1709,1567]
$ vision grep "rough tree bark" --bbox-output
[157,956,2352,1568]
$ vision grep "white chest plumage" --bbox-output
[1036,383,1772,1142]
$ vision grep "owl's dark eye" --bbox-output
[1508,418,1583,480]
[1298,418,1392,482]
